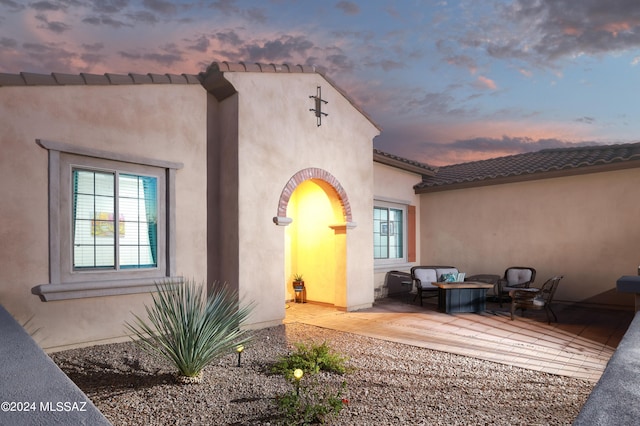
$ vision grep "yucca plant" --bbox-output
[125,279,253,383]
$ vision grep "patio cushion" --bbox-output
[506,268,533,285]
[436,268,459,282]
[414,269,438,288]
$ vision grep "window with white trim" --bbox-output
[32,139,182,301]
[374,202,406,265]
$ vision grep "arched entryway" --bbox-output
[274,168,354,308]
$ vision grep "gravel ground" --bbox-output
[51,323,593,425]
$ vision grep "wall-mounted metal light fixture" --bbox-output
[309,86,328,126]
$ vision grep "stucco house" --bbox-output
[1,61,638,351]
[0,62,380,351]
[373,143,640,309]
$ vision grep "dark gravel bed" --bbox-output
[51,323,593,425]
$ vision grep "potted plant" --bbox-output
[293,273,305,290]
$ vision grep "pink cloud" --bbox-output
[476,75,497,90]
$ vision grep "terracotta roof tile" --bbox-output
[243,62,262,72]
[415,142,640,193]
[52,73,85,85]
[129,73,154,84]
[80,73,110,85]
[0,72,201,86]
[105,73,133,85]
[166,73,187,84]
[148,73,170,83]
[373,148,438,176]
[22,72,57,85]
[0,73,26,85]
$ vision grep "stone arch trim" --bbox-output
[274,168,353,225]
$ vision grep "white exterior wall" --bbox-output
[0,84,208,350]
[373,162,423,297]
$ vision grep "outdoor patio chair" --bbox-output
[510,275,563,324]
[496,266,537,307]
[410,266,458,306]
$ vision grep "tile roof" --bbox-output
[373,148,438,176]
[415,142,640,193]
[0,72,201,86]
[0,61,381,131]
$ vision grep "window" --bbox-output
[374,206,404,260]
[32,139,182,301]
[373,200,416,268]
[72,169,158,271]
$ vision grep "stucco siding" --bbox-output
[373,162,423,297]
[0,84,208,350]
[419,168,640,308]
[224,72,379,323]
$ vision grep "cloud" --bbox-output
[325,53,355,72]
[0,0,26,12]
[187,35,210,52]
[210,0,237,15]
[474,75,497,90]
[88,0,128,14]
[363,58,404,72]
[446,135,594,153]
[518,68,533,77]
[209,0,267,23]
[0,37,18,48]
[80,52,105,66]
[576,116,595,124]
[445,54,477,73]
[29,1,64,11]
[126,10,158,24]
[35,14,71,33]
[375,127,601,166]
[244,7,267,23]
[82,14,132,28]
[142,0,176,16]
[480,0,640,66]
[336,1,360,15]
[118,48,183,67]
[82,42,104,51]
[243,35,314,62]
[20,41,81,72]
[213,30,243,47]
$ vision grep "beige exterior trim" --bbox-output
[37,139,184,170]
[32,139,183,301]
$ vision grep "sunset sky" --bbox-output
[2,0,640,165]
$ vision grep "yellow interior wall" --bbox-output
[286,179,343,304]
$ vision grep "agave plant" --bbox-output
[125,279,254,382]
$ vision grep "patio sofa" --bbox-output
[411,265,459,306]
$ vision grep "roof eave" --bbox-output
[374,152,437,176]
[415,160,640,194]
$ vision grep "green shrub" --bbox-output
[125,279,253,381]
[276,377,348,425]
[272,341,350,379]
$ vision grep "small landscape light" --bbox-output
[293,368,304,396]
[236,344,244,367]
